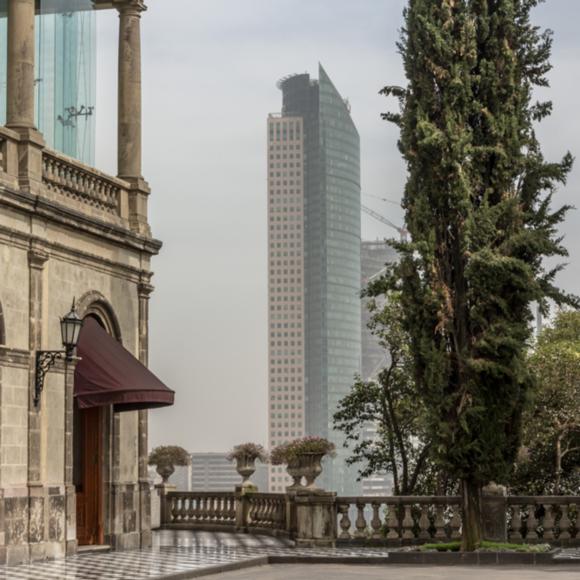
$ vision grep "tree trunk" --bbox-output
[461,478,482,551]
[555,434,562,495]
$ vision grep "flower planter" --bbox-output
[286,458,306,490]
[299,452,325,490]
[236,454,257,489]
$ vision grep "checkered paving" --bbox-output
[555,548,580,561]
[0,532,393,580]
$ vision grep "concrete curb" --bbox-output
[156,549,580,579]
[152,556,269,580]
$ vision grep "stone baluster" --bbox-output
[337,502,352,539]
[418,504,431,539]
[386,503,400,540]
[543,504,555,541]
[355,501,367,538]
[450,504,461,540]
[510,504,523,541]
[526,504,539,540]
[434,505,446,540]
[370,501,383,539]
[559,504,571,542]
[402,505,415,540]
[189,497,196,523]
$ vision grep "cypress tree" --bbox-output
[381,0,576,550]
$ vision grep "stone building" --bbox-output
[0,0,173,566]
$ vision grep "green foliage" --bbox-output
[382,0,576,549]
[511,311,580,494]
[381,0,576,492]
[334,292,453,495]
[270,437,336,465]
[420,541,550,553]
[226,442,268,463]
[148,445,190,482]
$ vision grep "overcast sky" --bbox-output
[94,0,580,453]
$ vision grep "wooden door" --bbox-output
[75,406,104,545]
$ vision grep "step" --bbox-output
[77,544,112,556]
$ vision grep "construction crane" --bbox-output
[361,204,409,242]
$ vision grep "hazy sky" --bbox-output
[93,0,580,453]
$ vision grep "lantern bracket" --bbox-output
[34,350,69,408]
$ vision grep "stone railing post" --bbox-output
[293,490,337,547]
[235,487,250,532]
[482,483,507,542]
[155,483,175,526]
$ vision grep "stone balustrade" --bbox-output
[336,496,462,543]
[42,149,128,218]
[246,493,287,531]
[157,490,580,547]
[165,491,237,528]
[508,496,579,543]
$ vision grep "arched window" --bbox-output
[76,291,122,343]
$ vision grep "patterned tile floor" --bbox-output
[0,531,393,580]
[0,531,578,579]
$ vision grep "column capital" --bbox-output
[28,243,49,270]
[138,281,155,299]
[114,0,147,14]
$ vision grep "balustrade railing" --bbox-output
[336,496,462,543]
[508,496,579,543]
[165,491,237,528]
[157,489,580,547]
[42,149,127,217]
[246,493,287,531]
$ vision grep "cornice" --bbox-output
[0,186,162,256]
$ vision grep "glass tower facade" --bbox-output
[0,0,96,164]
[277,65,362,494]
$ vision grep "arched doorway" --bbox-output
[73,297,122,546]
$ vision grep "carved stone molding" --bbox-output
[28,242,49,270]
[114,0,147,14]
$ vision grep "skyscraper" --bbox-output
[267,65,361,494]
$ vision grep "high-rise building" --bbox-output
[267,65,361,494]
[360,240,398,496]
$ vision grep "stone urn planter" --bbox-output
[227,443,268,491]
[298,452,324,490]
[286,457,306,490]
[235,455,257,489]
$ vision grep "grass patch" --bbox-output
[420,541,551,553]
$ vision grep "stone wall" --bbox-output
[0,134,160,564]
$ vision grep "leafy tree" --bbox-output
[148,445,190,483]
[511,311,580,495]
[334,293,451,495]
[381,0,576,550]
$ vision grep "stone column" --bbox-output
[6,0,35,129]
[27,244,48,558]
[137,280,153,547]
[64,358,78,556]
[6,0,45,192]
[116,0,150,235]
[27,245,49,486]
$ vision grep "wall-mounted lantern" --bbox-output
[34,299,83,408]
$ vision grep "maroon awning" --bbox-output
[74,317,174,412]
